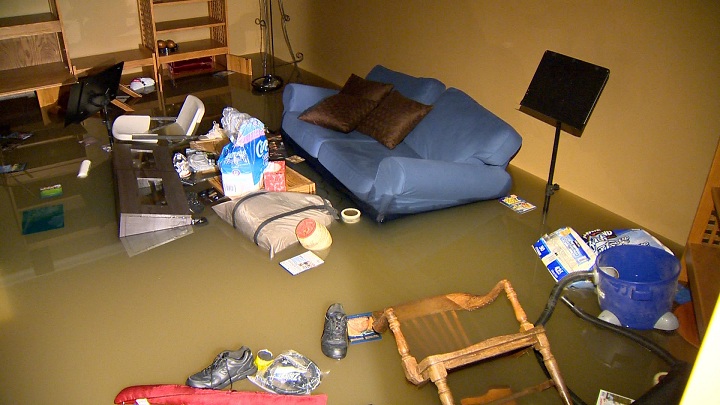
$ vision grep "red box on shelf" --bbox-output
[167,57,214,77]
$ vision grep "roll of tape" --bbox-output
[296,218,332,250]
[254,349,273,372]
[341,208,361,224]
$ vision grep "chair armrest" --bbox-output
[149,116,177,123]
[374,157,512,200]
[282,83,339,113]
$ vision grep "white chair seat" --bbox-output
[111,95,205,143]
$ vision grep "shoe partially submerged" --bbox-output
[321,303,348,359]
[186,346,257,389]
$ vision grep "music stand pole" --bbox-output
[542,121,562,223]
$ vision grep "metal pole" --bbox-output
[542,121,562,223]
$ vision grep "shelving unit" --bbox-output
[683,138,720,340]
[0,0,75,123]
[72,46,160,110]
[137,0,229,90]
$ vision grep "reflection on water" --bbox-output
[0,69,697,405]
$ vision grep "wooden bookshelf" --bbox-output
[137,0,229,89]
[0,0,75,123]
[683,139,720,340]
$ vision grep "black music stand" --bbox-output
[520,51,609,222]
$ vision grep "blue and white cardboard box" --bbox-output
[533,227,597,283]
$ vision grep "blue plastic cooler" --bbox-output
[594,245,680,330]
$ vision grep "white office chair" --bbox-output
[112,95,205,143]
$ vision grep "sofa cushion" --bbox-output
[298,93,378,133]
[404,88,522,166]
[366,65,446,105]
[356,91,433,149]
[282,111,377,158]
[340,73,394,102]
[318,139,420,197]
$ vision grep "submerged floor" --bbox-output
[0,67,697,404]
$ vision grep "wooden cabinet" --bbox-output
[683,139,720,339]
[0,0,75,123]
[137,0,229,89]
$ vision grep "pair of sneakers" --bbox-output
[186,346,257,390]
[321,303,349,360]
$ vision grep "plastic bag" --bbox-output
[248,350,323,395]
[220,107,251,144]
[217,108,269,197]
[582,229,673,255]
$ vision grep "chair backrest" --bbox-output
[374,281,573,405]
[174,95,205,136]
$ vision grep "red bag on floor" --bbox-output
[114,384,328,405]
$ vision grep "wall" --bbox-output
[278,0,720,245]
[3,1,719,245]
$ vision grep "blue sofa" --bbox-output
[281,65,522,222]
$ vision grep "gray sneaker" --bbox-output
[186,346,257,389]
[321,303,348,359]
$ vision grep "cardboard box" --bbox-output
[533,227,596,283]
[190,137,229,155]
[227,54,252,75]
[285,167,315,194]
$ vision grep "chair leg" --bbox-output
[534,329,572,405]
[427,363,455,405]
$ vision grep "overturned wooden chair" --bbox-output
[372,279,572,405]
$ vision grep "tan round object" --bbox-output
[341,208,361,223]
[296,218,332,251]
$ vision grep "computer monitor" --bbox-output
[520,51,609,136]
[65,61,124,127]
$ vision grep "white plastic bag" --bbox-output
[248,350,323,395]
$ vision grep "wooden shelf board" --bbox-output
[0,62,75,98]
[73,48,155,74]
[155,16,224,34]
[0,13,61,39]
[153,0,213,6]
[156,39,226,64]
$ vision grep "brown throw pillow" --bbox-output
[356,91,433,149]
[298,93,377,133]
[297,74,393,133]
[340,74,394,102]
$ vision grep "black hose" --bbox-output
[561,295,691,405]
[535,270,595,327]
[560,296,679,366]
[532,270,689,405]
